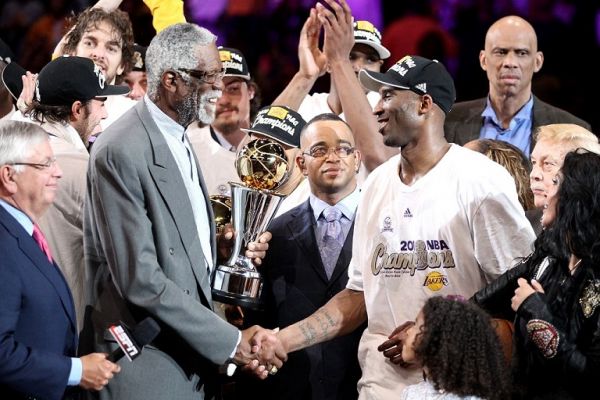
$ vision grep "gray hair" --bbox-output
[146,23,216,98]
[0,121,49,173]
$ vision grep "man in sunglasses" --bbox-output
[82,23,286,400]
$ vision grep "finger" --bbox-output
[531,279,545,293]
[389,321,415,338]
[382,347,402,359]
[516,277,528,287]
[377,338,398,352]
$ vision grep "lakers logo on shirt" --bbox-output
[423,271,448,291]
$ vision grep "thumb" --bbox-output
[531,279,545,293]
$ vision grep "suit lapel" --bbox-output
[0,207,77,331]
[137,103,213,305]
[288,201,329,284]
[460,99,486,143]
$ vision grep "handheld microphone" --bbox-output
[107,317,161,362]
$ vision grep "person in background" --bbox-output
[0,39,16,120]
[400,296,511,400]
[444,15,590,157]
[473,150,600,399]
[527,123,600,235]
[464,138,534,212]
[120,43,147,101]
[0,120,120,399]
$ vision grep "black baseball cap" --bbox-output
[218,46,250,80]
[1,61,26,100]
[35,56,129,106]
[358,55,456,114]
[242,105,306,148]
[131,44,147,72]
[353,20,390,60]
[0,38,16,64]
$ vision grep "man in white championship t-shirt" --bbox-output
[268,50,534,398]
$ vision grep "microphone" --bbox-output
[107,317,160,362]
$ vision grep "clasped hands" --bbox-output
[377,321,418,369]
[234,325,288,379]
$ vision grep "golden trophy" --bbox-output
[212,138,289,309]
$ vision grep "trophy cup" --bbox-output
[209,195,232,235]
[212,138,289,310]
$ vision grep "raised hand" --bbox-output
[298,7,327,79]
[79,353,121,391]
[377,321,415,367]
[315,0,354,64]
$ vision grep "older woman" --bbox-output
[473,150,600,399]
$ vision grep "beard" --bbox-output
[176,89,222,127]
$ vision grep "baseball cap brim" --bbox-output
[98,84,130,98]
[224,72,250,81]
[240,127,296,148]
[1,61,26,100]
[355,40,390,60]
[358,69,409,93]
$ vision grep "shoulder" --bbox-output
[446,98,486,120]
[270,201,309,231]
[532,97,591,129]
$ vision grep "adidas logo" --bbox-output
[414,83,427,93]
[403,208,413,218]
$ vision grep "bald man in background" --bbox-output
[444,15,590,157]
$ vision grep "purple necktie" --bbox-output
[320,207,344,279]
[32,224,53,263]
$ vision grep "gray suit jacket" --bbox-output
[81,101,239,400]
[444,96,592,153]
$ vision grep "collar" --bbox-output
[0,199,33,234]
[144,95,186,139]
[211,126,237,152]
[310,186,360,221]
[482,95,534,128]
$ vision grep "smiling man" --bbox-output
[444,15,590,156]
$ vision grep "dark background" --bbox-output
[2,0,598,132]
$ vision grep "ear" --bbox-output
[161,71,178,93]
[479,50,487,71]
[0,165,18,195]
[248,83,256,100]
[71,100,85,121]
[116,63,125,77]
[533,51,544,73]
[296,154,307,175]
[420,94,434,114]
[353,149,362,173]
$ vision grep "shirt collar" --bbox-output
[144,95,186,139]
[211,127,237,152]
[0,199,33,235]
[482,95,534,127]
[310,186,360,221]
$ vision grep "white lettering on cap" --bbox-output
[93,64,106,89]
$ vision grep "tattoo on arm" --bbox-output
[299,309,338,347]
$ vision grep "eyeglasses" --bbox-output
[178,67,225,84]
[302,146,355,159]
[9,157,57,170]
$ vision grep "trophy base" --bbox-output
[212,264,263,311]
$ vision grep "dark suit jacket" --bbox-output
[0,206,77,400]
[240,200,363,400]
[81,101,239,400]
[444,96,592,153]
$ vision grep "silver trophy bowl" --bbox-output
[212,183,285,309]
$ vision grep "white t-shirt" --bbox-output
[187,123,238,197]
[401,380,484,400]
[101,95,136,131]
[346,145,535,399]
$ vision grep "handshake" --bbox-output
[233,325,289,379]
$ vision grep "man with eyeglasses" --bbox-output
[187,47,261,198]
[2,55,129,329]
[81,23,286,400]
[0,120,121,399]
[238,113,365,400]
[255,53,535,398]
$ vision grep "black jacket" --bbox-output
[473,256,600,399]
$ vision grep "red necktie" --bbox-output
[32,224,53,263]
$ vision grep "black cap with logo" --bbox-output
[242,105,306,148]
[359,55,456,114]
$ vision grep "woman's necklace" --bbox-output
[569,257,582,274]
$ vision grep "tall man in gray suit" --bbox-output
[444,16,590,157]
[82,23,285,400]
